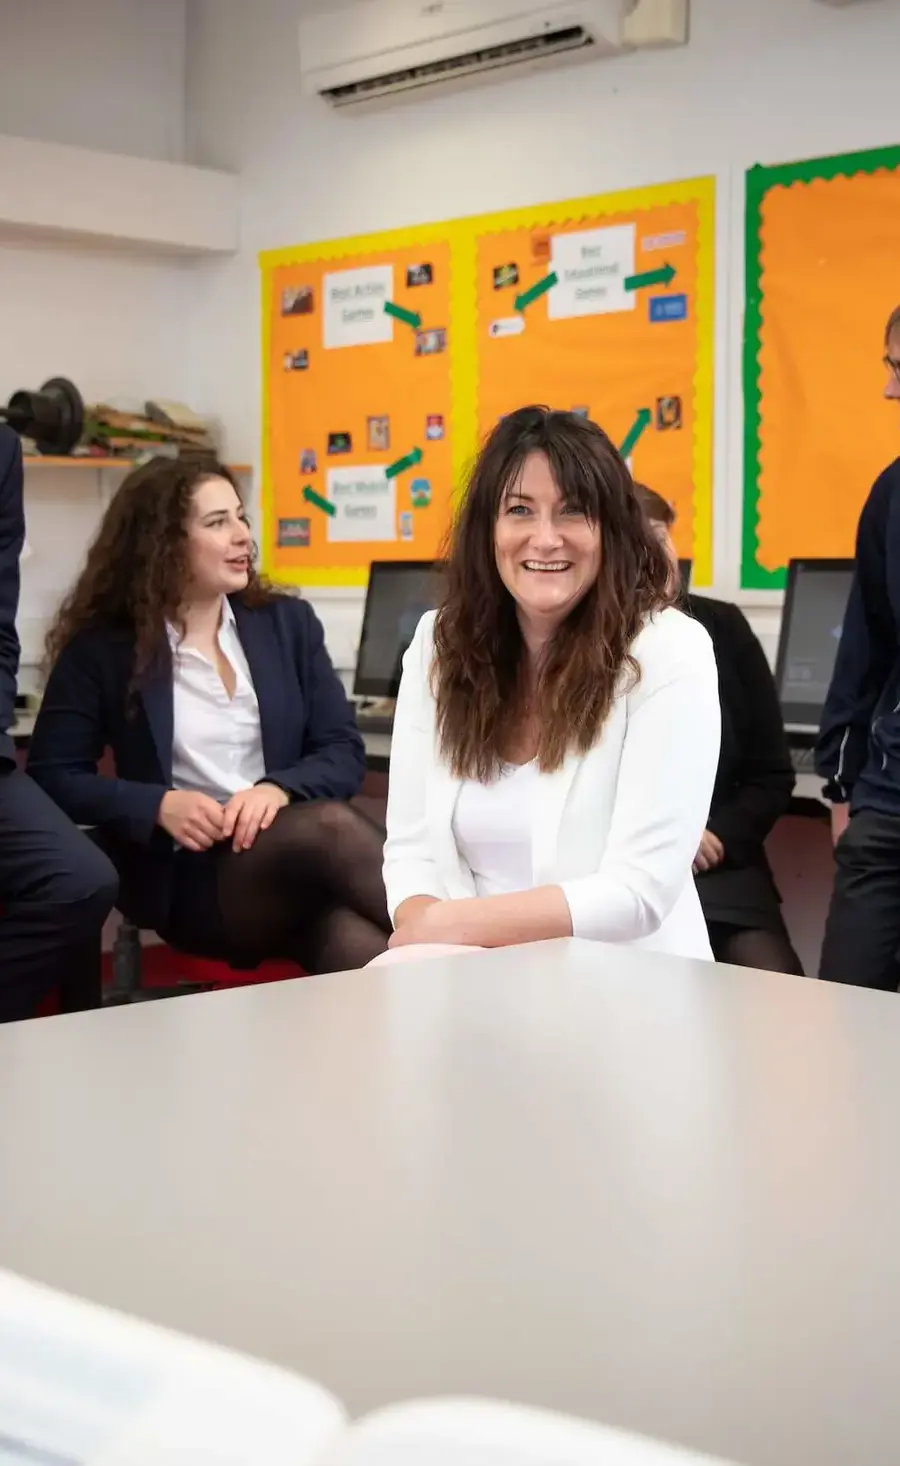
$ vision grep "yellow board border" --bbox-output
[259,176,715,588]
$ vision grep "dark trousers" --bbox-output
[820,809,900,991]
[0,766,119,1022]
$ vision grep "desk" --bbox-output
[0,940,898,1465]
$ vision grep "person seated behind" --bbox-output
[382,406,721,959]
[0,425,118,1022]
[27,458,391,976]
[635,484,803,976]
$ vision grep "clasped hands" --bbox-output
[157,783,289,853]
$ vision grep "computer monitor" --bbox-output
[678,558,692,591]
[354,560,446,699]
[774,558,855,733]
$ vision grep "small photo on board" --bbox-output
[407,263,433,288]
[299,448,318,473]
[415,327,447,357]
[411,477,432,508]
[277,517,310,548]
[399,510,414,541]
[570,406,590,420]
[284,349,309,372]
[656,395,683,431]
[367,416,391,452]
[425,414,445,440]
[327,431,353,455]
[281,285,315,316]
[493,263,520,290]
[531,234,551,264]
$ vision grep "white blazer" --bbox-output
[383,607,722,960]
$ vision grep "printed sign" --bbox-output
[326,465,395,543]
[549,225,636,320]
[323,265,394,349]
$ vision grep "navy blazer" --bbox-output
[27,593,366,931]
[0,426,25,763]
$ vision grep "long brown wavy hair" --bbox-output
[45,456,273,681]
[433,406,672,780]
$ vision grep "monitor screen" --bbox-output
[354,561,446,699]
[775,558,855,730]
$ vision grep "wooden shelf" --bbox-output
[25,456,252,474]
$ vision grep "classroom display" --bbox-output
[743,143,900,589]
[260,177,715,587]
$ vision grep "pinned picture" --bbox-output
[278,517,310,548]
[493,263,520,290]
[281,285,314,316]
[656,395,683,431]
[399,510,414,541]
[410,478,432,509]
[367,416,391,452]
[299,448,318,473]
[406,263,433,288]
[531,233,551,264]
[415,328,447,357]
[425,414,445,441]
[283,349,309,372]
[488,317,525,339]
[571,406,590,420]
[327,431,353,455]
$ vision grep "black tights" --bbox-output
[216,799,391,974]
[707,920,805,976]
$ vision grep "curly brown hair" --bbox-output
[433,406,672,780]
[45,456,273,681]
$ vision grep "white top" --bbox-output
[169,597,266,803]
[453,762,539,898]
[383,607,721,960]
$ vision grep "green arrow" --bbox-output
[624,263,677,293]
[385,446,423,480]
[384,300,422,329]
[619,409,652,460]
[302,484,335,517]
[514,271,558,313]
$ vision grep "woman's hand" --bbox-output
[157,790,226,853]
[222,783,290,852]
[693,829,725,874]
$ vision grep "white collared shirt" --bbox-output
[169,598,266,803]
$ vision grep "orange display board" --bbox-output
[744,146,900,588]
[261,230,457,587]
[260,178,715,588]
[473,187,714,579]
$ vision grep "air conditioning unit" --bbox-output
[299,0,628,112]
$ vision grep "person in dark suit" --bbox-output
[28,457,390,975]
[635,485,803,974]
[0,425,118,1022]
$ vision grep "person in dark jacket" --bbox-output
[636,485,803,974]
[815,304,900,989]
[28,457,390,975]
[0,425,118,1022]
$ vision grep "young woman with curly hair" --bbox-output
[380,407,721,961]
[28,458,391,975]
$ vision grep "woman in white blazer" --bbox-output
[382,406,721,961]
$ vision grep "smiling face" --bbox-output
[493,450,601,635]
[184,476,252,601]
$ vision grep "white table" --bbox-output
[0,938,897,1465]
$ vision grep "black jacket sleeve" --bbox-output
[263,599,366,802]
[815,469,896,802]
[0,428,24,744]
[706,603,795,866]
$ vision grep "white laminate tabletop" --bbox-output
[0,939,897,1465]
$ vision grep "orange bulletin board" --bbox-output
[473,182,715,582]
[260,177,715,588]
[744,145,900,588]
[261,229,458,587]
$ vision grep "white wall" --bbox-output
[0,0,196,673]
[183,0,900,669]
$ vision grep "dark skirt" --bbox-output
[694,859,787,934]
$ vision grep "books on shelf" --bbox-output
[0,1269,736,1466]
